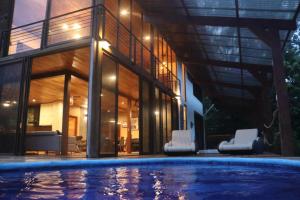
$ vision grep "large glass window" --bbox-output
[9,0,47,54]
[141,80,150,154]
[154,88,161,153]
[166,95,172,141]
[162,93,167,146]
[104,0,118,47]
[48,0,92,45]
[100,55,117,155]
[118,66,140,156]
[0,62,23,153]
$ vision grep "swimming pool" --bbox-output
[0,157,300,199]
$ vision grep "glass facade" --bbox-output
[100,55,117,155]
[1,0,182,157]
[141,80,150,154]
[9,0,47,54]
[0,61,23,153]
[48,0,92,45]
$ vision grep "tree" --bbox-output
[284,21,300,154]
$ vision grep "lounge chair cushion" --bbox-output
[218,129,263,153]
[164,130,196,153]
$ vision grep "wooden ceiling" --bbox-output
[32,47,90,77]
[29,47,140,111]
[29,75,88,108]
[30,47,90,108]
[29,75,65,105]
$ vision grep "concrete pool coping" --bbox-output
[1,157,300,172]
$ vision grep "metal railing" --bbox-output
[0,4,180,94]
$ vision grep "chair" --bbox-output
[218,129,264,154]
[164,130,196,154]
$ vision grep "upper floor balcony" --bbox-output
[0,2,180,95]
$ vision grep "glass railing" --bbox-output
[0,4,180,94]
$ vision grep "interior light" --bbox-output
[162,61,167,65]
[121,101,125,105]
[72,23,81,30]
[107,109,111,113]
[70,96,74,106]
[3,102,10,107]
[144,35,151,41]
[100,93,104,97]
[32,99,36,103]
[120,9,129,16]
[154,110,159,115]
[109,120,116,123]
[73,34,81,40]
[109,75,116,81]
[99,40,111,50]
[62,23,69,30]
[12,101,17,104]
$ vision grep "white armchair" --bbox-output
[218,129,264,154]
[164,130,196,154]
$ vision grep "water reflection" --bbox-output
[1,164,300,199]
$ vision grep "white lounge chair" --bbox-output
[164,130,196,154]
[218,129,264,154]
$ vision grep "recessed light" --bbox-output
[62,23,69,30]
[72,23,81,30]
[3,102,10,107]
[120,9,129,16]
[73,33,81,40]
[144,35,151,41]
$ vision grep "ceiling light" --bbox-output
[99,40,111,50]
[3,102,10,107]
[73,33,81,40]
[32,99,36,103]
[72,23,81,30]
[62,23,69,30]
[144,35,151,41]
[120,9,129,16]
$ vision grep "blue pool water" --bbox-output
[0,158,300,199]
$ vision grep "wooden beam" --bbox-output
[249,27,295,156]
[145,14,297,30]
[183,59,273,72]
[61,74,71,155]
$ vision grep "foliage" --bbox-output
[284,22,300,154]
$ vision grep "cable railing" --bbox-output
[0,4,180,94]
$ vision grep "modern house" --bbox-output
[0,0,299,157]
[0,0,204,157]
